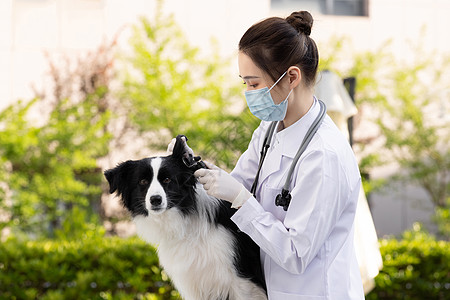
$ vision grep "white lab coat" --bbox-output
[316,70,383,294]
[230,99,365,299]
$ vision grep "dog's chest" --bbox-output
[158,223,235,267]
[133,210,267,300]
[158,224,239,299]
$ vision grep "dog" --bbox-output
[104,136,267,300]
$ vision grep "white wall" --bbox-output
[4,0,448,110]
[272,0,450,59]
[0,0,13,110]
[0,0,270,110]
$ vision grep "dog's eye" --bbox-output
[139,179,149,186]
[163,178,171,184]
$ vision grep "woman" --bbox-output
[176,11,364,299]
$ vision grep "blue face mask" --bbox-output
[245,71,293,121]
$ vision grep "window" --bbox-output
[271,0,369,17]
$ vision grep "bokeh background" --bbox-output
[0,0,449,299]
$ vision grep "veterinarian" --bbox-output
[171,11,364,300]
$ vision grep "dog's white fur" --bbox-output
[146,158,167,214]
[134,158,267,300]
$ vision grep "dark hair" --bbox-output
[239,11,319,87]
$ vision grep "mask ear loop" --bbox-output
[265,71,288,94]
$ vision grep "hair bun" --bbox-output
[286,11,313,36]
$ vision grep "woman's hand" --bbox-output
[194,162,252,208]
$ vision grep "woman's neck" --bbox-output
[282,87,314,129]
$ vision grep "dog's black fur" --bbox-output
[104,136,266,300]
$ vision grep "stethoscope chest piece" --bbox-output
[275,189,292,211]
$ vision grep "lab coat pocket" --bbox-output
[270,290,326,300]
[261,185,287,221]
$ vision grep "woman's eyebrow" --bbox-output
[239,75,261,80]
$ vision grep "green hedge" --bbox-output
[367,227,450,300]
[0,236,179,300]
[1,229,449,300]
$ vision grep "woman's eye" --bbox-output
[242,80,258,89]
[163,178,171,184]
[244,81,258,88]
[139,179,149,186]
[242,81,257,87]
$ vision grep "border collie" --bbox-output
[104,136,267,300]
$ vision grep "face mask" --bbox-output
[245,71,293,121]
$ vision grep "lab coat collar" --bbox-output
[275,97,321,159]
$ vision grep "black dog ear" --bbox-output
[104,168,118,194]
[104,160,134,195]
[172,135,188,159]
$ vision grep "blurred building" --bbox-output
[1,0,449,237]
[0,0,270,110]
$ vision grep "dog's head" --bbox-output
[104,136,198,217]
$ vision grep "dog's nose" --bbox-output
[150,195,162,206]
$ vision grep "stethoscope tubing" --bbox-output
[283,99,326,191]
[250,99,327,209]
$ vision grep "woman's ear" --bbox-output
[287,66,302,89]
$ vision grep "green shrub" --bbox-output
[434,198,450,240]
[2,226,449,300]
[0,94,111,239]
[120,8,256,171]
[367,225,450,300]
[0,236,179,300]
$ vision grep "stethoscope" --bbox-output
[250,99,327,211]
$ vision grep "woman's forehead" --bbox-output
[237,52,265,79]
